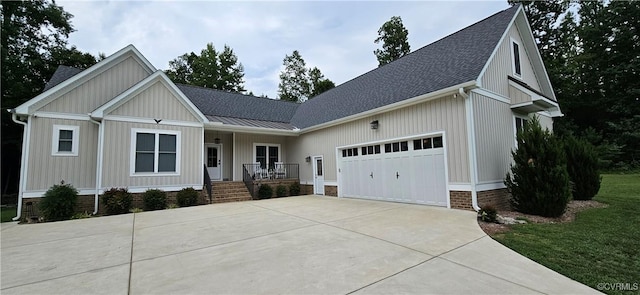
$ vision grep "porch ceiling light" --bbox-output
[214,137,221,144]
[370,120,379,130]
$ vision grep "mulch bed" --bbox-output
[479,200,608,236]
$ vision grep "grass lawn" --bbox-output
[493,174,640,294]
[1,206,17,223]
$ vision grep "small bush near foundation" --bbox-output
[275,185,287,197]
[39,182,78,221]
[102,188,132,215]
[479,206,498,223]
[289,182,301,196]
[257,184,273,199]
[176,187,199,207]
[143,189,167,211]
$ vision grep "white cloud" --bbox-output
[58,0,509,99]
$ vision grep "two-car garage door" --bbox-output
[338,135,448,207]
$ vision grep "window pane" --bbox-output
[361,147,367,155]
[135,152,154,172]
[423,138,432,149]
[316,159,323,176]
[136,133,155,152]
[207,147,217,167]
[400,141,408,151]
[158,153,176,172]
[256,146,266,168]
[159,134,176,152]
[342,150,347,157]
[433,136,443,148]
[374,145,381,154]
[268,146,279,166]
[513,42,521,75]
[384,143,391,153]
[348,149,353,156]
[352,148,357,156]
[58,140,72,152]
[367,146,373,154]
[59,130,73,140]
[392,142,400,152]
[413,140,422,150]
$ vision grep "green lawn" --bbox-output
[1,206,17,223]
[493,174,640,294]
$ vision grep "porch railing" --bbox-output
[203,164,212,203]
[242,165,255,199]
[242,163,299,181]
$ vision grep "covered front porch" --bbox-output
[203,129,300,200]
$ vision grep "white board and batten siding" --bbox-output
[100,79,205,191]
[110,81,201,122]
[481,24,542,97]
[38,57,150,114]
[472,92,514,184]
[288,95,470,188]
[101,121,202,189]
[26,117,98,192]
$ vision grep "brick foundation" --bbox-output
[299,184,337,196]
[477,188,510,210]
[449,191,473,211]
[21,189,207,221]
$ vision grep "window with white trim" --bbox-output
[255,144,280,169]
[52,125,79,156]
[512,40,522,77]
[514,115,529,146]
[131,129,180,175]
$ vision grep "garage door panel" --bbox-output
[338,135,447,207]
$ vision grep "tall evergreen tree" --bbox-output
[374,16,410,66]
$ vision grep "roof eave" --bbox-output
[299,80,478,134]
[204,122,299,136]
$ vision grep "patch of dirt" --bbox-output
[478,200,608,236]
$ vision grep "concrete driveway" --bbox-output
[1,195,597,294]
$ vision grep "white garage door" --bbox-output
[339,135,447,207]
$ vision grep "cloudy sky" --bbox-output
[57,1,510,98]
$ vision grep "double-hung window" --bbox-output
[52,125,79,156]
[131,129,180,175]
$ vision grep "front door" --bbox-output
[312,156,324,195]
[205,144,222,181]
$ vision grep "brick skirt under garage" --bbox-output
[450,188,511,211]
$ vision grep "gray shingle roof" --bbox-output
[41,6,519,130]
[289,5,519,129]
[43,65,83,91]
[176,84,299,123]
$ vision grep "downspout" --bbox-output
[10,112,29,221]
[460,88,481,211]
[89,117,104,215]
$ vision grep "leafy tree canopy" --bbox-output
[278,51,335,102]
[1,0,97,194]
[511,0,640,169]
[165,43,246,93]
[374,16,410,66]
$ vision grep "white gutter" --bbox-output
[10,112,30,221]
[300,81,478,134]
[204,122,299,136]
[461,88,481,211]
[89,116,104,215]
